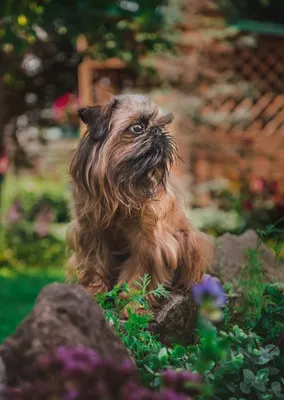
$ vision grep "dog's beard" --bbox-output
[110,133,177,200]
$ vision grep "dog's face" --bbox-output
[73,95,176,204]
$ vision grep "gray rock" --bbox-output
[0,283,135,387]
[213,229,284,285]
[151,291,198,345]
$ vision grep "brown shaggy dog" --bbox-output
[67,95,214,306]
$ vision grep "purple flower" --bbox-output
[62,388,80,400]
[5,346,201,400]
[162,370,200,385]
[162,370,201,396]
[159,389,190,400]
[192,275,227,308]
[119,359,136,377]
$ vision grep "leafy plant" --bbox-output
[5,221,66,267]
[96,263,284,400]
[3,181,69,267]
[7,189,70,224]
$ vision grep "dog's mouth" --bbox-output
[110,133,176,200]
[128,135,176,191]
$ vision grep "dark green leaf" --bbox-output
[173,345,186,358]
[240,382,251,394]
[243,369,255,382]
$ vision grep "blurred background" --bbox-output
[0,0,284,339]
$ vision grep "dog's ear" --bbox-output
[77,107,96,125]
[77,106,107,141]
[77,99,119,141]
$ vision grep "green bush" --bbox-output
[5,221,66,267]
[3,177,69,267]
[12,189,70,224]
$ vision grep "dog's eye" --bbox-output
[130,123,145,134]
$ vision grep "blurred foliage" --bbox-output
[0,0,173,62]
[0,1,179,173]
[2,175,68,214]
[2,176,68,267]
[11,187,70,223]
[219,0,284,25]
[191,178,284,243]
[5,221,67,267]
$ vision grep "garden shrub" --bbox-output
[9,188,70,224]
[3,180,69,267]
[5,221,66,267]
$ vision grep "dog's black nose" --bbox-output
[151,127,162,136]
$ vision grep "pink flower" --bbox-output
[250,177,265,193]
[5,199,22,224]
[53,93,80,123]
[0,146,9,175]
[34,207,54,238]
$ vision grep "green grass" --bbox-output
[0,267,64,342]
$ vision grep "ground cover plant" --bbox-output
[2,221,284,399]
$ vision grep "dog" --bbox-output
[67,94,214,307]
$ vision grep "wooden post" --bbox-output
[78,57,94,135]
[77,55,126,136]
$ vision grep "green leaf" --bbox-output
[142,354,157,364]
[243,369,255,383]
[158,347,168,362]
[256,356,270,365]
[271,382,281,394]
[268,346,280,357]
[240,382,251,394]
[143,364,155,375]
[173,345,186,358]
[256,369,269,382]
[268,367,280,376]
[256,381,266,393]
[226,382,236,393]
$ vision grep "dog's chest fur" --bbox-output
[104,224,131,264]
